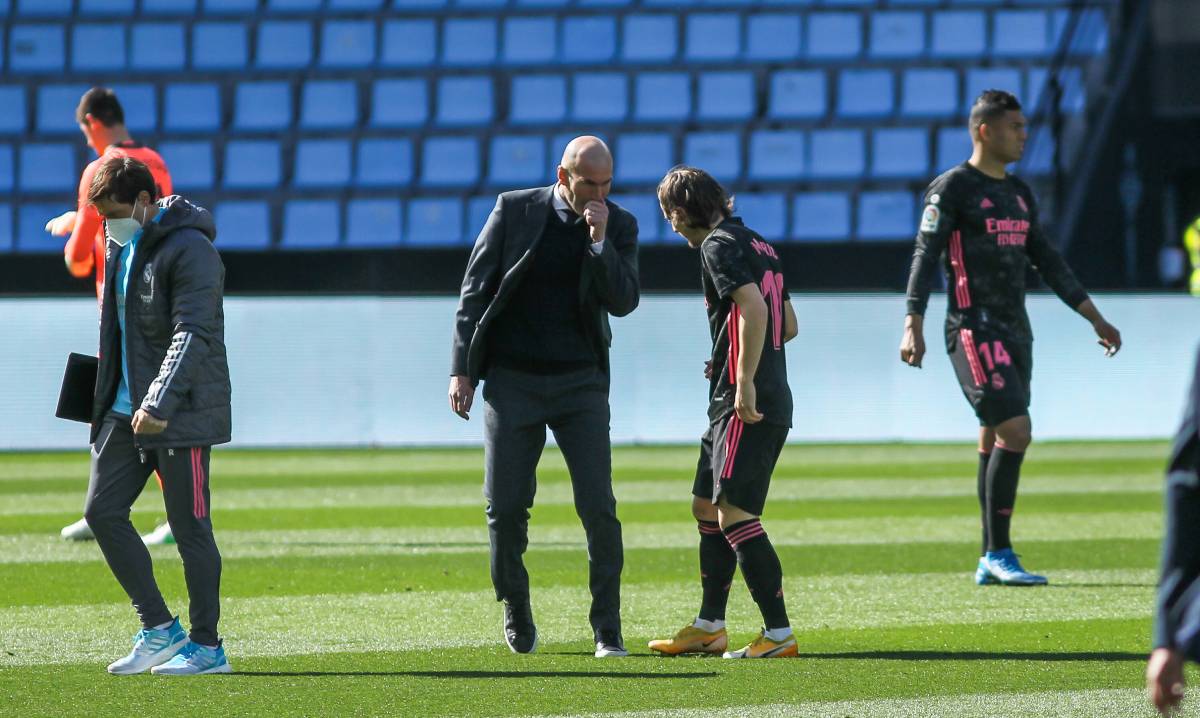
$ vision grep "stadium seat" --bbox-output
[421,136,480,188]
[158,141,213,190]
[294,139,352,188]
[213,201,271,250]
[622,14,676,64]
[768,70,826,120]
[935,126,971,173]
[130,23,186,71]
[561,16,615,64]
[517,0,568,6]
[697,72,754,122]
[745,13,801,62]
[143,0,197,15]
[900,68,957,117]
[993,10,1048,57]
[406,197,464,246]
[457,0,507,8]
[869,11,924,58]
[1028,66,1085,115]
[615,132,672,185]
[282,200,341,249]
[443,18,497,66]
[15,0,69,16]
[963,67,1022,112]
[17,203,63,252]
[1021,126,1055,176]
[836,69,894,118]
[346,199,402,247]
[488,135,546,186]
[35,85,88,135]
[301,80,357,129]
[72,24,126,71]
[321,20,375,68]
[436,77,493,126]
[1054,8,1108,56]
[572,73,626,123]
[608,194,661,243]
[202,0,257,13]
[234,82,292,131]
[192,22,248,69]
[328,0,382,11]
[871,128,929,178]
[683,131,740,183]
[686,13,740,62]
[634,72,690,123]
[370,79,428,128]
[355,138,413,187]
[109,84,156,132]
[792,192,851,241]
[735,193,787,240]
[503,16,556,65]
[79,0,135,15]
[931,11,985,58]
[0,204,12,252]
[465,195,496,240]
[809,129,865,179]
[0,87,26,135]
[223,139,281,188]
[256,21,312,68]
[748,130,804,182]
[19,143,74,192]
[0,145,13,192]
[393,0,447,10]
[509,75,566,125]
[164,83,221,133]
[857,191,913,241]
[381,19,435,67]
[9,24,65,73]
[807,13,861,59]
[268,0,321,13]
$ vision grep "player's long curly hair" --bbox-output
[657,165,734,230]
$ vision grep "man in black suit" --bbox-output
[448,136,639,658]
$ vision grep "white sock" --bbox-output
[199,643,219,650]
[152,620,174,631]
[764,627,793,642]
[693,618,725,632]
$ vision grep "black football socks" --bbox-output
[724,518,789,630]
[985,446,1025,553]
[697,520,736,622]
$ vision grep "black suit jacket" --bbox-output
[450,185,640,383]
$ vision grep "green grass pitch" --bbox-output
[0,442,1190,717]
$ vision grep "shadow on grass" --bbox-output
[796,650,1146,662]
[233,670,716,679]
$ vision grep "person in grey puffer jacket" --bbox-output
[83,156,233,676]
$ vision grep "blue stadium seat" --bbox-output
[615,132,672,184]
[15,0,70,16]
[686,13,740,62]
[517,0,567,6]
[192,22,247,69]
[234,82,292,131]
[72,24,126,71]
[9,24,65,73]
[768,70,826,120]
[745,13,801,62]
[963,67,1022,112]
[370,79,427,128]
[256,21,312,68]
[871,127,929,178]
[1028,66,1084,115]
[634,72,690,123]
[457,0,507,8]
[320,20,375,68]
[282,200,341,249]
[1054,8,1108,56]
[164,83,221,133]
[561,17,615,64]
[294,139,352,188]
[143,0,197,15]
[748,130,804,182]
[158,141,213,190]
[131,23,186,71]
[1022,125,1055,176]
[869,11,924,58]
[735,193,787,240]
[406,197,464,247]
[836,69,894,118]
[697,72,754,121]
[609,194,661,243]
[381,20,435,67]
[488,135,546,186]
[213,201,271,250]
[857,191,913,241]
[509,75,566,125]
[421,136,480,187]
[622,14,676,64]
[931,11,985,58]
[0,204,12,252]
[0,87,26,134]
[17,203,63,252]
[809,129,865,179]
[572,73,626,123]
[807,13,861,59]
[203,0,257,13]
[503,16,556,65]
[36,85,88,135]
[935,126,971,172]
[301,80,357,129]
[792,192,851,241]
[466,196,496,241]
[355,138,413,187]
[993,10,1048,57]
[79,0,135,15]
[683,131,740,183]
[109,84,156,132]
[900,68,957,117]
[443,18,497,66]
[346,199,402,247]
[223,140,281,188]
[436,77,493,126]
[268,0,320,13]
[0,145,13,192]
[393,0,447,10]
[328,0,381,10]
[19,143,74,192]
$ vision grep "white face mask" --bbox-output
[105,201,147,247]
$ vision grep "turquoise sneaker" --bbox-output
[984,548,1048,586]
[974,556,998,585]
[151,642,232,675]
[107,617,188,675]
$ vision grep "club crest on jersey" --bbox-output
[1017,196,1029,213]
[139,263,155,304]
[919,205,940,233]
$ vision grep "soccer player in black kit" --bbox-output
[900,90,1123,586]
[649,166,799,658]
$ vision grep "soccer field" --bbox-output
[0,442,1185,717]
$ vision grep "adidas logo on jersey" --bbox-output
[980,198,994,209]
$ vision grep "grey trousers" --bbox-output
[83,413,223,646]
[482,365,624,639]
